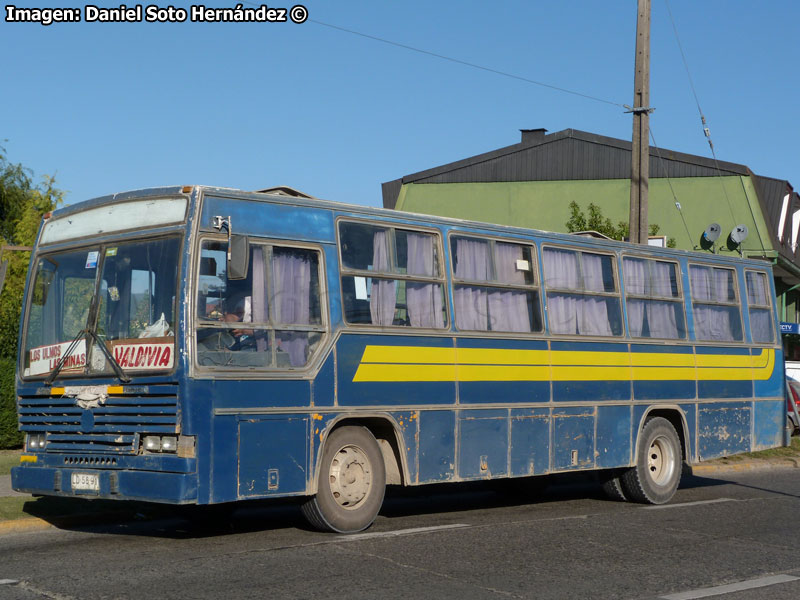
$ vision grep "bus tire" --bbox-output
[601,472,628,502]
[621,417,682,504]
[302,425,386,533]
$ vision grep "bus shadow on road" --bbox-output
[19,495,311,539]
[20,469,742,539]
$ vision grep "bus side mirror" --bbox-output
[228,235,249,280]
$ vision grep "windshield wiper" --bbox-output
[45,329,131,385]
[87,329,131,383]
[44,328,86,386]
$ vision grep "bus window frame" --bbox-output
[744,268,776,345]
[620,252,688,342]
[336,217,449,331]
[191,233,330,377]
[540,242,624,338]
[687,261,745,344]
[447,231,544,335]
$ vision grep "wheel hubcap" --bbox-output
[648,435,676,486]
[329,444,372,509]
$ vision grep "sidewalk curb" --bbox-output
[690,458,800,475]
[0,516,54,535]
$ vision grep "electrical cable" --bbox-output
[649,126,694,246]
[236,0,624,108]
[309,19,626,108]
[664,0,738,225]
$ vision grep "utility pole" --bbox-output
[629,0,652,245]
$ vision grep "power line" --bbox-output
[237,0,626,107]
[309,19,625,108]
[649,126,694,245]
[663,0,738,225]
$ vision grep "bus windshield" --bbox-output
[22,236,181,379]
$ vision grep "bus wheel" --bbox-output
[621,417,681,505]
[302,426,386,533]
[601,472,628,502]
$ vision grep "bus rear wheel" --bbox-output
[621,417,682,504]
[302,425,386,533]
[601,472,628,502]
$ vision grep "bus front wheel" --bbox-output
[621,417,682,505]
[302,425,386,533]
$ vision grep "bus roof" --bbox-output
[50,185,774,269]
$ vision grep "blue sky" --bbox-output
[2,1,798,208]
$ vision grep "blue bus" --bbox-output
[12,186,786,532]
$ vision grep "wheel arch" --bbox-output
[635,405,691,463]
[308,413,409,495]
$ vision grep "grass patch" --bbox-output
[0,449,21,476]
[0,496,30,521]
[712,436,800,462]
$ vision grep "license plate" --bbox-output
[71,472,99,492]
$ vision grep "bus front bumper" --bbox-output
[11,464,198,504]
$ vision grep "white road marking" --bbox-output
[641,498,736,510]
[0,580,19,585]
[338,524,470,541]
[660,574,800,599]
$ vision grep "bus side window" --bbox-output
[623,257,686,339]
[451,236,542,333]
[689,264,743,342]
[543,247,622,336]
[745,270,774,344]
[338,221,447,329]
[196,239,326,369]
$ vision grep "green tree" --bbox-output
[565,201,675,247]
[0,147,63,448]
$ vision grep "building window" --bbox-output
[689,264,743,342]
[623,257,686,339]
[339,221,446,328]
[450,236,542,333]
[543,247,622,336]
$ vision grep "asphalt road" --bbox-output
[1,468,800,600]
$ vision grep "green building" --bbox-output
[382,128,800,332]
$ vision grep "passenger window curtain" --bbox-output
[544,248,580,334]
[747,272,768,305]
[545,249,616,336]
[406,233,444,328]
[625,259,681,339]
[624,258,647,337]
[489,243,531,332]
[747,272,773,343]
[582,253,608,292]
[454,238,490,330]
[648,262,681,339]
[579,253,613,336]
[272,250,311,367]
[652,261,677,297]
[691,266,739,342]
[369,230,396,326]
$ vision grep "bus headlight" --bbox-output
[142,435,179,453]
[26,433,47,450]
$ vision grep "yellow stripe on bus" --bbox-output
[351,346,775,383]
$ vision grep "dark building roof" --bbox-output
[382,127,798,279]
[383,128,759,209]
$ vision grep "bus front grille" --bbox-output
[17,389,179,454]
